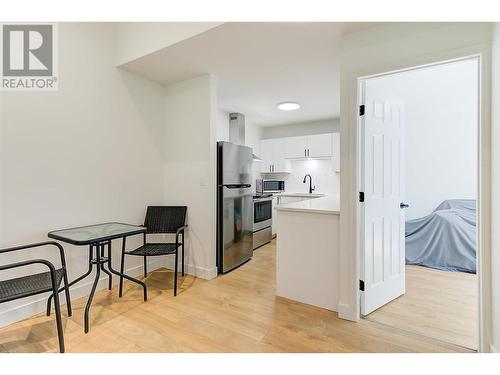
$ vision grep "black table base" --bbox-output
[47,238,147,333]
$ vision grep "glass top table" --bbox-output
[48,222,147,333]
[48,222,146,245]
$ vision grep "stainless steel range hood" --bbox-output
[229,112,262,161]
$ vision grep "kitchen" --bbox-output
[216,111,341,312]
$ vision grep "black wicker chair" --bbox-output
[119,206,187,297]
[0,241,72,353]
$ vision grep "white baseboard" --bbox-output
[337,301,358,321]
[0,258,166,329]
[164,258,217,280]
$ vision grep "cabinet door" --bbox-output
[272,196,278,236]
[285,136,308,159]
[272,138,291,172]
[260,139,274,173]
[308,133,333,158]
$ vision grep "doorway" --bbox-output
[357,56,480,350]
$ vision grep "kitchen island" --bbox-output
[275,196,340,311]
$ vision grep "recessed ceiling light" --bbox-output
[277,102,300,111]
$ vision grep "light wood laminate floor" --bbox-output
[0,240,473,353]
[365,265,478,350]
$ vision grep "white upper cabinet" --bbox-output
[285,136,308,158]
[260,138,291,173]
[260,139,274,173]
[308,133,333,158]
[261,133,337,173]
[285,133,333,159]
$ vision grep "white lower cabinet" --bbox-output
[272,196,278,236]
[272,195,317,235]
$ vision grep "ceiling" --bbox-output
[119,22,377,127]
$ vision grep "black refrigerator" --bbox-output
[216,141,254,273]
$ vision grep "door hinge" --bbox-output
[359,105,365,116]
[359,280,365,291]
[359,191,365,202]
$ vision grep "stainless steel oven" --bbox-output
[256,179,285,194]
[253,194,273,249]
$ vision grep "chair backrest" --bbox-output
[144,206,187,234]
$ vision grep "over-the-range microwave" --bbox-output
[256,179,285,194]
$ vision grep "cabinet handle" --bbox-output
[307,149,310,157]
[304,149,306,157]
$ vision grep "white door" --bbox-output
[285,136,308,158]
[360,78,406,315]
[308,134,333,158]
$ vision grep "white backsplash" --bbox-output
[263,159,340,196]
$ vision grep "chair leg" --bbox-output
[144,256,147,278]
[181,236,185,277]
[174,250,178,296]
[52,281,65,353]
[47,245,92,317]
[63,268,72,317]
[119,238,126,298]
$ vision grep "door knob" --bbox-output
[400,202,409,209]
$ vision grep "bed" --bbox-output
[405,199,477,273]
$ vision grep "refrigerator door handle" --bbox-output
[224,184,251,189]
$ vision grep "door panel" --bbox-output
[220,142,253,185]
[260,139,274,173]
[221,186,253,273]
[361,78,405,315]
[273,138,290,172]
[308,133,333,158]
[285,136,308,158]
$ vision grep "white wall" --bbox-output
[283,159,339,196]
[338,23,492,353]
[369,59,478,220]
[216,109,230,142]
[0,23,166,327]
[115,22,222,65]
[162,75,218,279]
[491,22,500,354]
[261,118,339,139]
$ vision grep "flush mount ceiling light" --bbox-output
[277,102,300,111]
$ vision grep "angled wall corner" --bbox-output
[114,22,223,67]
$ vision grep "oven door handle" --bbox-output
[253,198,274,203]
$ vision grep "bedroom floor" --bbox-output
[364,265,478,350]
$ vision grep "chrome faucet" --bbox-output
[302,174,315,194]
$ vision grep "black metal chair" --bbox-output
[119,206,187,297]
[0,241,72,353]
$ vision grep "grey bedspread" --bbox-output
[405,199,476,273]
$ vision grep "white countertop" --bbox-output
[276,196,340,215]
[276,192,326,198]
